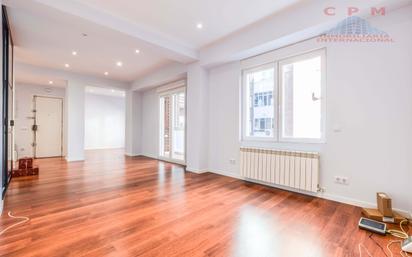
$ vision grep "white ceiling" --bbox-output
[7,0,174,83]
[80,0,302,48]
[5,0,303,85]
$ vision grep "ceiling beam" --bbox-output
[16,62,131,90]
[199,0,411,68]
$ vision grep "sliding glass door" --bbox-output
[159,88,185,163]
[2,6,14,199]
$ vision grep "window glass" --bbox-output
[280,55,322,140]
[245,67,275,138]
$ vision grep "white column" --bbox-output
[125,90,142,156]
[186,62,209,173]
[65,80,85,161]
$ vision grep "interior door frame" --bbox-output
[33,95,64,158]
[158,86,186,165]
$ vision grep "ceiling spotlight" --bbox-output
[64,63,70,68]
[135,49,140,54]
[104,71,109,76]
[48,80,53,85]
[116,61,123,67]
[72,51,77,56]
[196,23,203,29]
[111,89,115,93]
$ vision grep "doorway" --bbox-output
[33,96,63,158]
[84,86,125,150]
[159,88,185,164]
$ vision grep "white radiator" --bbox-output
[240,147,320,193]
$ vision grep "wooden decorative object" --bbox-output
[361,208,406,224]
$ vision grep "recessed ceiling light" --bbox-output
[196,23,203,29]
[135,49,140,54]
[116,61,123,67]
[111,89,115,93]
[48,80,53,85]
[72,51,77,56]
[64,63,70,68]
[104,71,109,76]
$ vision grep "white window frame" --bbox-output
[241,48,326,144]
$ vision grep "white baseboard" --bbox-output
[140,153,158,159]
[125,152,141,157]
[137,153,186,166]
[65,157,85,162]
[320,193,411,219]
[85,147,124,150]
[0,199,3,216]
[185,167,206,174]
[205,169,412,219]
[207,168,241,179]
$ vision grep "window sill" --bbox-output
[240,139,325,152]
[241,138,325,144]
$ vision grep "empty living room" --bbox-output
[0,0,412,256]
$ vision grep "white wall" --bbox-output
[65,81,85,161]
[140,88,159,158]
[186,63,209,172]
[14,84,65,158]
[208,62,241,177]
[207,8,412,214]
[85,93,125,149]
[125,90,142,155]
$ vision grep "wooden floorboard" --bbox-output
[0,149,408,257]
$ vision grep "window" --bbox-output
[243,64,276,139]
[242,49,326,143]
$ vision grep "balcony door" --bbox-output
[159,87,185,164]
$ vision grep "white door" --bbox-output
[34,96,63,158]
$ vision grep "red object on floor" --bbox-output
[26,158,33,169]
[18,158,27,169]
[13,158,39,177]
